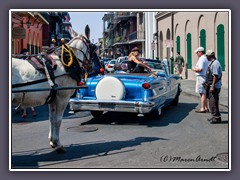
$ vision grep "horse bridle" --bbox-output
[67,35,91,66]
[64,35,93,84]
[12,35,93,106]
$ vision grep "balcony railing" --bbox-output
[105,38,114,47]
[128,31,145,41]
[104,30,145,47]
[114,35,128,44]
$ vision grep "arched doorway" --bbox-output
[159,31,163,60]
[166,29,171,59]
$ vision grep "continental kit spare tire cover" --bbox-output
[95,76,126,100]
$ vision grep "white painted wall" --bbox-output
[144,12,157,59]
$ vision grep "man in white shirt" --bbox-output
[192,47,210,113]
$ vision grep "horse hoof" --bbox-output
[51,144,56,149]
[50,142,56,149]
[55,146,66,153]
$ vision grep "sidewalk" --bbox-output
[180,79,229,108]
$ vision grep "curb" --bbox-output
[181,91,228,108]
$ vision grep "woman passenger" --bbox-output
[127,47,152,73]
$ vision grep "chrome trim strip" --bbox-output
[69,99,156,114]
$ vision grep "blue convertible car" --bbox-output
[69,59,181,119]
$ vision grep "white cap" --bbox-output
[206,50,215,56]
[194,47,204,53]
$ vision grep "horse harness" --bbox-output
[13,35,92,105]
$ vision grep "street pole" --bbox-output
[170,12,174,74]
[152,40,155,59]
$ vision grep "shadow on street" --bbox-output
[12,136,165,168]
[82,102,198,127]
[11,105,78,123]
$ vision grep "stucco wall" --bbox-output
[156,11,229,88]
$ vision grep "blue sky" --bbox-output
[68,12,106,43]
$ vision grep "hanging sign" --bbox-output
[12,27,26,39]
[165,40,173,48]
[151,42,155,50]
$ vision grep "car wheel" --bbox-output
[145,108,161,119]
[90,111,104,118]
[171,85,181,106]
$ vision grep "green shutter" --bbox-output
[217,24,225,71]
[187,33,192,69]
[176,36,180,53]
[200,29,206,50]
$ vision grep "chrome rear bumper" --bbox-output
[69,98,155,114]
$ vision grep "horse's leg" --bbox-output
[48,98,69,153]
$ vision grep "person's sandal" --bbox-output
[195,109,207,113]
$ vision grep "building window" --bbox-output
[217,24,225,71]
[186,33,192,69]
[200,29,206,50]
[176,36,180,53]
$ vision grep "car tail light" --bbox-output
[108,65,111,68]
[78,81,83,86]
[142,83,151,89]
[100,68,104,73]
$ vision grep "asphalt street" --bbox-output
[11,92,229,170]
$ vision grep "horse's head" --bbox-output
[68,25,101,74]
[67,25,97,72]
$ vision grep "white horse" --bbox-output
[12,26,92,153]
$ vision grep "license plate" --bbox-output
[99,103,115,110]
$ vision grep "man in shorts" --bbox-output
[174,52,184,79]
[192,47,210,113]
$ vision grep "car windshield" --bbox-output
[109,60,116,64]
[146,61,164,70]
[121,60,128,64]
